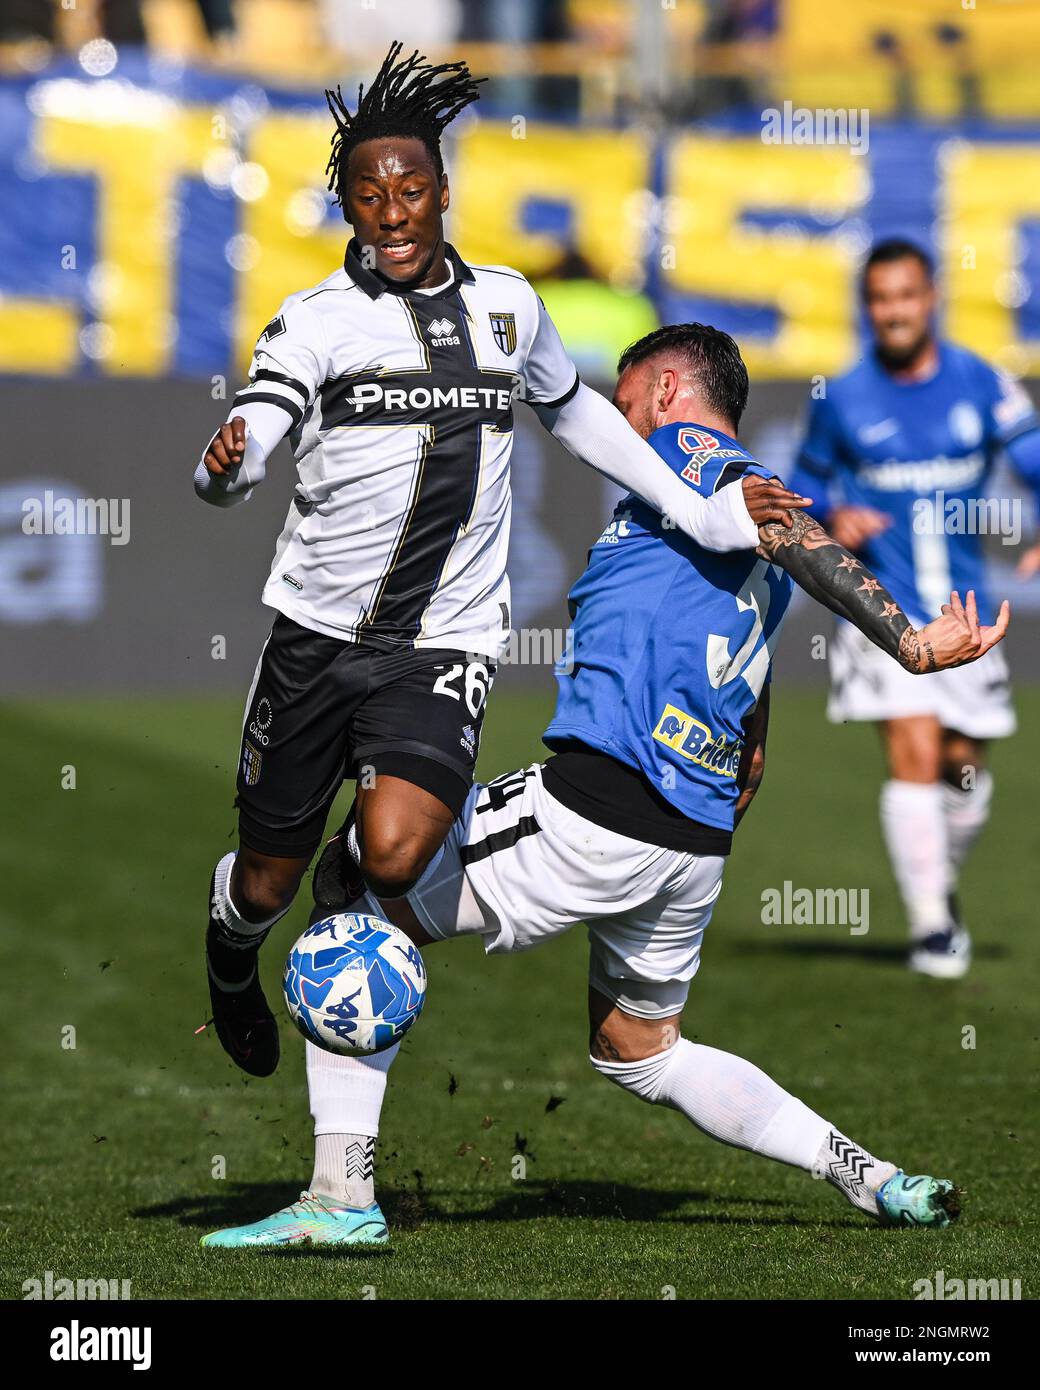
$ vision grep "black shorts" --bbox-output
[235,614,495,859]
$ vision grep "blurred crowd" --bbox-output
[0,1,1030,123]
[0,0,573,55]
[0,1,766,111]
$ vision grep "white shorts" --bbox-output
[826,621,1016,739]
[404,763,727,1019]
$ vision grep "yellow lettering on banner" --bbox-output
[236,112,345,369]
[37,103,216,374]
[0,301,79,372]
[665,136,865,378]
[450,124,649,283]
[943,143,1040,375]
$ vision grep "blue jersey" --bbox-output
[543,423,793,832]
[793,341,1040,625]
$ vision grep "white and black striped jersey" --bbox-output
[234,240,579,656]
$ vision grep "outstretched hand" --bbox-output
[908,589,1011,673]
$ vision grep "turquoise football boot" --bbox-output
[875,1171,961,1228]
[201,1191,388,1249]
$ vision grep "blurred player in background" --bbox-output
[790,239,1040,978]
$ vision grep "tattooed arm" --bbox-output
[756,508,1010,672]
[733,687,769,827]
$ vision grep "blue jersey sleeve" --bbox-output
[796,392,843,477]
[982,363,1040,447]
[791,392,843,522]
[977,364,1040,494]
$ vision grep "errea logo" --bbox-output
[427,318,460,346]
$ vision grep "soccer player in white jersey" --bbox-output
[789,240,1040,978]
[194,45,808,1076]
[200,323,1008,1249]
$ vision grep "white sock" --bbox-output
[311,1134,376,1209]
[593,1039,895,1216]
[879,780,951,939]
[346,819,361,862]
[943,769,993,881]
[812,1127,898,1215]
[306,1040,399,1204]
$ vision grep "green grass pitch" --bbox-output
[2,687,1037,1301]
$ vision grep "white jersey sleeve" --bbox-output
[518,293,580,408]
[193,400,292,508]
[234,296,329,430]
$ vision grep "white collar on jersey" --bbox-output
[343,237,475,299]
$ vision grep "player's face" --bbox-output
[345,137,450,288]
[611,361,656,439]
[863,257,937,367]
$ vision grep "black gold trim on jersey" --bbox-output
[344,238,476,301]
[233,389,304,430]
[318,287,517,644]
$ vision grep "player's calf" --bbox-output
[231,844,309,922]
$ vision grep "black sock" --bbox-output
[206,918,264,986]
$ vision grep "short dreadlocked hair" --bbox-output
[325,42,485,210]
[618,323,750,430]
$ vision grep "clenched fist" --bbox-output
[203,417,248,476]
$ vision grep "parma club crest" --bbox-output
[489,312,517,355]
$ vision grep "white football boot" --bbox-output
[909,926,972,979]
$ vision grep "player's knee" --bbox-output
[590,1019,659,1066]
[886,721,942,782]
[359,831,433,899]
[588,1038,681,1106]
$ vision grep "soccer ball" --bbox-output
[283,913,427,1056]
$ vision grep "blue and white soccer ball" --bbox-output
[283,913,427,1056]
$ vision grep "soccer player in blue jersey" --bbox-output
[789,239,1040,978]
[201,324,1007,1249]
